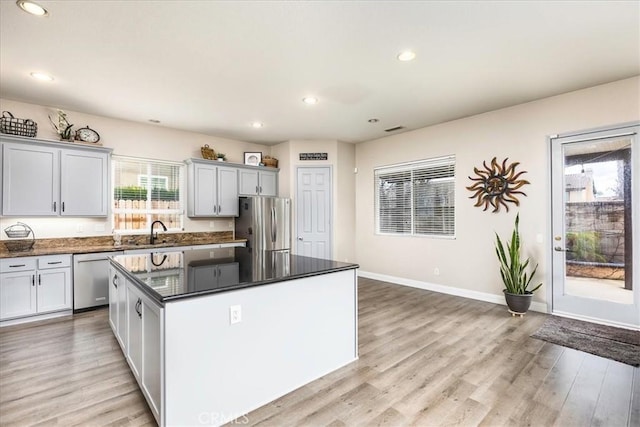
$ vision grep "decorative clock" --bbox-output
[75,126,100,144]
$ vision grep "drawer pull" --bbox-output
[47,261,63,265]
[9,264,26,268]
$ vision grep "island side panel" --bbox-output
[163,268,358,427]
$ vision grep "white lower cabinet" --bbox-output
[109,267,163,424]
[108,265,128,350]
[0,270,36,319]
[142,298,162,416]
[127,284,143,379]
[0,255,71,322]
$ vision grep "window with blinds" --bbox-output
[375,155,455,237]
[112,156,184,232]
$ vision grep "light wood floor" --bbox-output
[1,277,638,427]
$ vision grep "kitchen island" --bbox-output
[109,247,358,427]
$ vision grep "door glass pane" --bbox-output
[563,137,633,304]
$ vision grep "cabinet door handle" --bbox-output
[38,275,41,286]
[135,298,142,318]
[260,186,263,194]
[62,202,65,212]
[218,204,221,213]
[112,274,118,288]
[256,186,259,194]
[32,275,35,287]
[53,201,57,212]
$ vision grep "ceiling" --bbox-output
[1,1,638,145]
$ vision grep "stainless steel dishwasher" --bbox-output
[73,251,123,311]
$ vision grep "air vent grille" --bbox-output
[384,126,405,132]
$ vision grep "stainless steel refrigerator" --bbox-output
[235,196,291,252]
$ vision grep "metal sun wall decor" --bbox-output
[466,157,530,213]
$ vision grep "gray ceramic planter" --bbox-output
[503,290,533,314]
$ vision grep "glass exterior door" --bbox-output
[550,124,639,328]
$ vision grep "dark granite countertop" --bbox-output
[110,247,359,305]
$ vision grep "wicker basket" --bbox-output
[3,239,35,252]
[3,222,35,252]
[263,157,278,168]
[201,144,216,160]
[0,111,38,137]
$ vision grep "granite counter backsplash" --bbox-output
[0,231,245,258]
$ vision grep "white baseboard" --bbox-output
[0,310,73,328]
[358,270,548,314]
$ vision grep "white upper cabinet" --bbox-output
[61,149,109,216]
[238,168,278,196]
[2,143,59,216]
[186,160,239,217]
[217,166,239,216]
[1,136,111,217]
[187,158,279,217]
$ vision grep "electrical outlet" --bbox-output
[434,267,440,276]
[228,220,234,228]
[76,224,84,233]
[230,305,242,324]
[209,221,216,228]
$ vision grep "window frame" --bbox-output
[112,155,185,233]
[374,155,456,239]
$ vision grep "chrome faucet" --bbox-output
[150,220,167,245]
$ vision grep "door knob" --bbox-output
[554,246,566,252]
[297,237,303,241]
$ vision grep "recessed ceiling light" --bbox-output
[397,50,416,61]
[30,71,53,81]
[251,122,264,128]
[368,118,379,123]
[16,0,49,17]
[148,119,161,123]
[302,97,318,105]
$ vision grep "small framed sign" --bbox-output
[244,152,262,166]
[299,152,328,161]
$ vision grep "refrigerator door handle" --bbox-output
[271,206,277,243]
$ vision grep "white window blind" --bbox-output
[112,156,184,232]
[375,155,455,237]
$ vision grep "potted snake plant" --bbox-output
[495,213,542,315]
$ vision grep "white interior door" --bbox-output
[296,167,332,259]
[550,124,639,328]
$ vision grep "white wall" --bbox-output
[355,76,640,308]
[0,98,270,239]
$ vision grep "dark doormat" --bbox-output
[531,316,640,366]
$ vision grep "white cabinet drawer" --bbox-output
[0,257,37,273]
[37,255,71,270]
